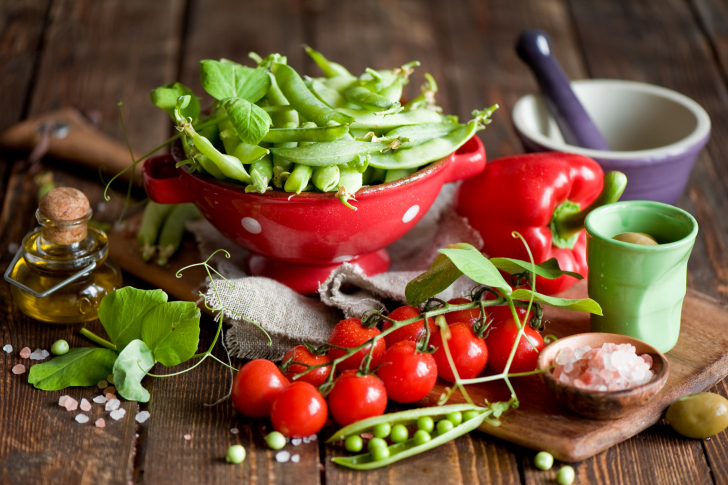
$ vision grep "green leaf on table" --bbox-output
[200,60,271,102]
[405,243,480,306]
[28,347,118,391]
[150,82,200,122]
[98,287,168,352]
[511,289,603,315]
[438,247,512,295]
[141,301,201,367]
[221,97,271,145]
[113,339,155,403]
[490,257,583,280]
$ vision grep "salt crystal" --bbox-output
[19,347,31,359]
[3,344,12,353]
[104,386,116,395]
[64,398,78,411]
[110,409,126,420]
[11,364,25,374]
[105,399,121,411]
[302,437,310,444]
[555,347,573,365]
[40,350,49,359]
[80,399,92,412]
[230,427,239,434]
[135,411,150,423]
[105,393,116,402]
[29,349,45,360]
[95,418,106,428]
[308,434,317,441]
[75,414,89,423]
[276,451,291,463]
[641,354,653,367]
[93,395,107,404]
[291,438,302,446]
[97,380,108,389]
[574,346,590,360]
[183,434,191,440]
[291,454,300,463]
[59,395,70,407]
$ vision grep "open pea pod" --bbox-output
[339,108,446,131]
[269,139,395,167]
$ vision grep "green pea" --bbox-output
[372,423,391,439]
[344,435,363,453]
[436,419,454,434]
[557,466,575,485]
[367,437,388,453]
[413,429,431,445]
[51,339,69,356]
[446,412,463,426]
[226,444,246,464]
[534,451,554,471]
[371,445,390,461]
[264,431,286,450]
[390,424,408,443]
[463,410,480,422]
[417,416,434,432]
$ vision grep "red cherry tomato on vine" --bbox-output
[270,381,328,437]
[382,305,437,347]
[327,370,387,425]
[485,318,545,374]
[430,323,488,382]
[281,345,331,387]
[376,341,438,403]
[231,359,289,418]
[445,297,483,326]
[327,318,386,371]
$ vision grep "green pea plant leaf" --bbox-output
[221,97,272,145]
[150,82,200,123]
[140,301,201,367]
[98,287,168,352]
[438,247,512,295]
[510,289,603,315]
[405,243,480,306]
[490,257,583,280]
[28,347,118,391]
[113,339,156,403]
[200,59,271,102]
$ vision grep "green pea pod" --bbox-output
[312,165,340,192]
[198,123,220,147]
[305,78,347,108]
[231,142,269,165]
[284,164,313,194]
[404,73,440,111]
[194,154,225,180]
[323,75,358,94]
[137,201,174,261]
[304,45,354,78]
[262,124,349,144]
[156,204,201,266]
[245,155,273,194]
[344,85,394,111]
[269,139,395,167]
[265,72,299,128]
[185,127,251,183]
[339,108,446,131]
[359,68,396,92]
[273,121,299,174]
[218,119,241,155]
[337,167,364,210]
[272,63,354,127]
[379,61,420,103]
[362,166,386,185]
[385,122,460,148]
[384,167,416,183]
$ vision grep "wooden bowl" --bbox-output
[537,333,670,420]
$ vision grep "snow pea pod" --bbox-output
[231,142,269,165]
[262,124,349,143]
[305,78,347,108]
[265,72,299,128]
[339,108,446,131]
[312,165,340,192]
[344,85,394,111]
[185,126,251,183]
[273,63,354,127]
[304,45,354,78]
[269,139,394,167]
[323,75,358,94]
[385,122,460,148]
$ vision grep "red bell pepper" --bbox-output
[456,153,626,295]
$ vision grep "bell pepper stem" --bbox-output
[553,171,628,240]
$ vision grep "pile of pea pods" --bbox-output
[152,47,496,209]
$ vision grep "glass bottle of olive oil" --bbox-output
[6,188,122,323]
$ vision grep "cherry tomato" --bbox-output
[485,318,545,374]
[327,318,386,371]
[231,359,289,418]
[481,291,537,329]
[430,323,488,382]
[270,381,328,437]
[445,298,482,325]
[376,341,438,403]
[382,305,438,347]
[281,345,332,387]
[327,370,387,425]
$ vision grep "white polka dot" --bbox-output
[332,255,353,263]
[402,205,420,223]
[241,217,262,234]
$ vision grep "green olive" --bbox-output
[613,232,658,245]
[666,392,728,439]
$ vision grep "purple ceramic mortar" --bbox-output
[512,79,711,204]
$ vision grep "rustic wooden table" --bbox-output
[2,0,728,483]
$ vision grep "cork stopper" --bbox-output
[37,187,91,245]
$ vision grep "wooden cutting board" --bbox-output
[108,218,728,463]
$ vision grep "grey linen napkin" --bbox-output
[187,184,483,360]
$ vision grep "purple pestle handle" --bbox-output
[516,29,611,151]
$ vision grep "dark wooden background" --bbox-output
[2,0,728,483]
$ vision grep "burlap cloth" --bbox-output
[188,184,482,360]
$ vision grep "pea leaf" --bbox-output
[438,248,512,295]
[200,60,271,102]
[490,257,583,280]
[98,287,168,352]
[150,82,200,122]
[405,243,481,306]
[28,347,118,391]
[113,339,155,403]
[511,289,603,315]
[141,301,201,367]
[221,97,271,145]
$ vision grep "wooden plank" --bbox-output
[703,379,728,485]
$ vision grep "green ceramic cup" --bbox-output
[585,201,698,353]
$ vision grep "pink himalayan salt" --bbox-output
[19,347,31,359]
[11,364,25,375]
[93,395,107,404]
[95,418,106,428]
[64,398,79,411]
[105,393,116,402]
[80,398,92,412]
[105,399,121,412]
[59,395,70,407]
[183,434,192,440]
[552,342,654,392]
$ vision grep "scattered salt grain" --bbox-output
[291,438,302,446]
[41,349,49,359]
[183,434,191,440]
[107,374,114,384]
[8,242,19,254]
[64,398,79,411]
[95,418,106,428]
[291,454,300,463]
[230,427,239,434]
[3,344,12,353]
[103,386,116,395]
[360,433,373,439]
[276,451,291,463]
[11,364,25,375]
[97,380,108,389]
[302,437,310,444]
[105,393,116,401]
[19,347,31,359]
[135,411,150,423]
[80,398,92,412]
[29,348,47,360]
[110,409,126,421]
[59,395,70,407]
[75,414,89,424]
[308,434,317,441]
[105,399,121,412]
[93,395,107,404]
